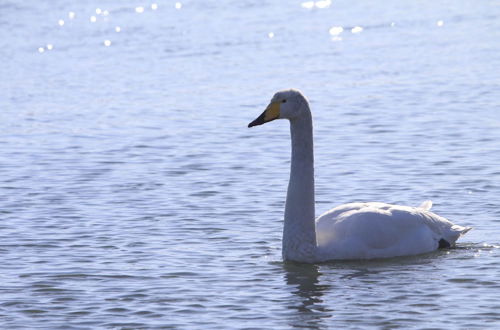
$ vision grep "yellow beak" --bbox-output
[248,102,281,128]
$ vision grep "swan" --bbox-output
[248,89,471,262]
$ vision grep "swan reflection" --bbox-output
[283,263,332,328]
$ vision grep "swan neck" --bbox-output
[283,107,317,262]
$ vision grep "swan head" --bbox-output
[248,89,309,128]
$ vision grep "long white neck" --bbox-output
[282,104,317,262]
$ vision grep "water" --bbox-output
[1,0,499,328]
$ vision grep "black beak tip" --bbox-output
[248,112,266,128]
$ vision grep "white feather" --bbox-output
[419,200,433,211]
[315,202,470,260]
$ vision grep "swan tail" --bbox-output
[452,225,472,237]
[443,225,472,247]
[418,200,433,211]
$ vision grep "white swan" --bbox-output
[248,89,471,262]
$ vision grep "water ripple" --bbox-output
[1,0,499,328]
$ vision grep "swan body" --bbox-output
[315,201,470,261]
[248,89,471,263]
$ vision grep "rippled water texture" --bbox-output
[1,0,499,328]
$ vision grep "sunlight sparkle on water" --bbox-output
[68,11,75,19]
[315,0,331,9]
[268,32,274,38]
[115,26,121,32]
[175,2,183,9]
[351,26,363,33]
[437,20,444,27]
[47,44,53,50]
[104,40,112,47]
[96,8,102,15]
[58,19,65,26]
[301,1,314,9]
[152,3,158,10]
[38,47,44,53]
[135,6,145,13]
[90,16,97,23]
[302,1,331,9]
[329,26,344,36]
[329,26,344,41]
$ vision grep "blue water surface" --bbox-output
[1,0,499,328]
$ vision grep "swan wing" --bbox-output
[315,202,471,260]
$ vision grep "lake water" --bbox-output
[1,0,499,328]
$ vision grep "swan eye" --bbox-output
[282,99,287,103]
